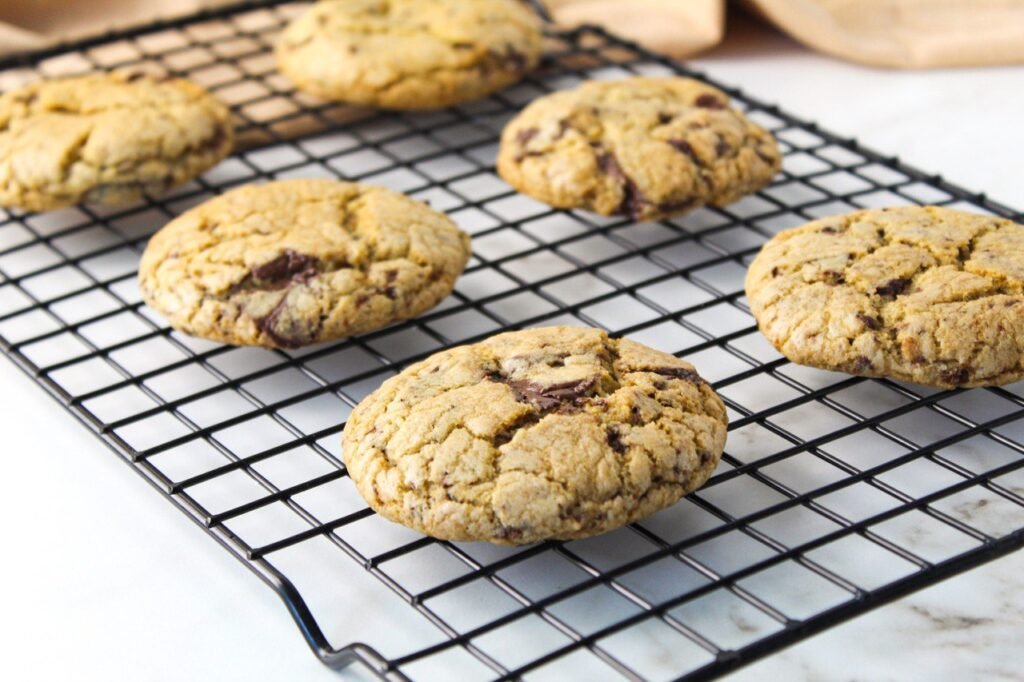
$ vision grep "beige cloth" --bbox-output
[2,0,1024,69]
[0,0,227,54]
[547,0,1024,68]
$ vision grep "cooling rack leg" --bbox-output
[271,568,405,678]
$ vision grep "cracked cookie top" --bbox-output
[139,178,471,349]
[496,77,780,222]
[746,206,1024,388]
[342,326,727,544]
[275,0,542,110]
[0,73,233,212]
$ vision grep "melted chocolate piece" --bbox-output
[853,356,873,371]
[496,526,524,542]
[251,250,320,289]
[668,139,701,164]
[695,94,726,109]
[714,137,731,157]
[597,151,625,182]
[606,426,627,453]
[941,367,970,386]
[857,313,881,330]
[506,377,597,411]
[254,294,309,349]
[656,198,695,214]
[597,152,645,220]
[822,271,845,286]
[516,127,539,146]
[486,371,599,413]
[875,278,910,298]
[503,46,528,74]
[651,366,703,384]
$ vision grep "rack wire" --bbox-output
[1,2,1023,679]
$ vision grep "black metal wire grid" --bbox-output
[1,2,1023,680]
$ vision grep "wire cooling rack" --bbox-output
[2,2,1024,679]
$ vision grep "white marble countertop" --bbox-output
[1,13,1022,682]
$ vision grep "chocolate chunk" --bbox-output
[668,139,701,164]
[853,356,873,371]
[714,136,731,157]
[699,451,712,466]
[507,377,597,411]
[597,152,646,219]
[771,266,781,278]
[658,112,673,125]
[487,372,600,412]
[493,411,542,446]
[629,405,643,425]
[857,313,881,330]
[651,366,703,384]
[496,526,524,542]
[254,294,309,349]
[822,271,845,285]
[821,225,842,234]
[516,127,539,146]
[503,46,528,74]
[383,286,397,299]
[695,94,725,109]
[125,72,147,82]
[597,151,625,182]
[875,278,910,297]
[656,198,695,214]
[606,427,627,453]
[251,250,320,289]
[941,367,970,386]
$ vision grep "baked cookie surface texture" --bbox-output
[139,179,471,349]
[497,77,781,222]
[746,206,1024,388]
[276,0,543,109]
[0,73,233,211]
[343,326,728,544]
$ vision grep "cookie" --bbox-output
[745,206,1024,388]
[342,326,727,544]
[276,0,543,110]
[0,73,233,212]
[139,179,471,349]
[497,77,781,222]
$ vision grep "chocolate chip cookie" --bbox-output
[139,179,471,349]
[746,206,1024,388]
[342,326,728,544]
[0,73,233,212]
[497,77,781,222]
[276,0,543,110]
